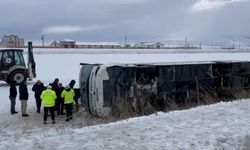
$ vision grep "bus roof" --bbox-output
[80,60,250,67]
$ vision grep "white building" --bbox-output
[50,39,76,48]
[76,42,122,48]
[1,35,25,48]
[50,40,122,48]
[59,39,76,48]
[134,42,164,49]
[50,40,60,48]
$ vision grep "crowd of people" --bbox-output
[8,78,81,124]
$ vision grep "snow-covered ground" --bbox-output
[22,47,250,54]
[1,49,250,150]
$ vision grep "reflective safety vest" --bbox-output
[40,89,57,107]
[61,89,75,104]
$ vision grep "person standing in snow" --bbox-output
[50,78,59,91]
[32,80,45,113]
[69,79,80,111]
[19,81,29,117]
[74,88,81,111]
[69,80,76,89]
[40,85,57,124]
[9,81,18,114]
[55,82,65,115]
[61,84,75,122]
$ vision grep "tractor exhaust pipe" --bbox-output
[28,42,36,80]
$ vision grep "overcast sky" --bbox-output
[0,0,249,43]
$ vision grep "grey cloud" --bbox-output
[0,0,249,43]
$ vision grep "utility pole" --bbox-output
[185,37,187,48]
[232,39,235,49]
[41,34,45,47]
[124,35,127,48]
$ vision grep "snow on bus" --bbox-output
[79,60,250,118]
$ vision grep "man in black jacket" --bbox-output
[32,80,45,113]
[69,80,76,89]
[50,78,59,91]
[55,83,65,115]
[19,81,29,117]
[69,80,80,111]
[9,81,18,114]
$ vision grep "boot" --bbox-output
[22,114,29,117]
[11,111,18,115]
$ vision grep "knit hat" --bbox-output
[65,84,70,89]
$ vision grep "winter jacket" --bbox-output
[61,89,75,104]
[40,89,57,107]
[9,85,17,98]
[74,88,80,100]
[19,83,28,100]
[55,87,64,102]
[32,83,45,99]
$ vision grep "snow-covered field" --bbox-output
[22,47,250,54]
[1,49,250,150]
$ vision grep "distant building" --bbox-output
[76,42,122,48]
[50,40,61,48]
[59,39,76,48]
[50,40,123,48]
[1,35,25,48]
[134,42,164,49]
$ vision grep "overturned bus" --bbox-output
[79,61,250,118]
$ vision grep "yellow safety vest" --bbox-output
[61,89,75,104]
[40,89,57,107]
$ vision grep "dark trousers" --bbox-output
[35,97,42,113]
[65,103,73,119]
[44,107,55,122]
[56,98,64,114]
[9,97,16,113]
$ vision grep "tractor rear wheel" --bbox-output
[9,70,27,84]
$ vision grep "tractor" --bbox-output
[0,42,36,84]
